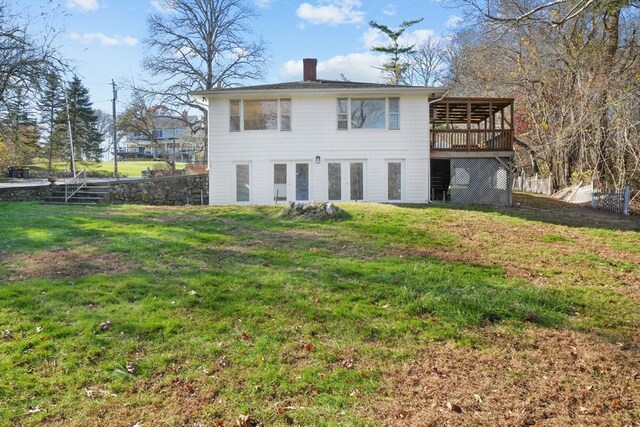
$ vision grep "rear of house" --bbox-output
[194,59,514,206]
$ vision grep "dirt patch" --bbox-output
[2,249,135,282]
[365,328,640,427]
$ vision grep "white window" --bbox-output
[279,99,291,131]
[387,160,403,201]
[388,98,399,130]
[235,163,250,202]
[351,99,386,129]
[337,97,399,130]
[230,99,292,132]
[244,100,277,130]
[337,98,348,130]
[230,100,240,132]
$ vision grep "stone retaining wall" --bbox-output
[0,185,52,202]
[110,174,208,205]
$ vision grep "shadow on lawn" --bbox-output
[1,201,635,344]
[410,193,640,232]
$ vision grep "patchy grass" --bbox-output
[26,161,186,177]
[0,194,638,426]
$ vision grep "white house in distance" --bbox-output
[193,59,515,205]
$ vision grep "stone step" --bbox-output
[42,201,97,205]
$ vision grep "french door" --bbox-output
[327,161,365,201]
[272,162,310,202]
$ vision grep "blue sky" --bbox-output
[21,0,461,113]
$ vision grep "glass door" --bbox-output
[295,163,309,201]
[273,162,310,202]
[273,163,287,201]
[327,161,365,201]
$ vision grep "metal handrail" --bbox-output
[65,169,86,202]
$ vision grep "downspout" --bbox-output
[426,90,449,203]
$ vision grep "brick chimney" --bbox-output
[303,58,317,81]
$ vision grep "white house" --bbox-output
[193,59,515,205]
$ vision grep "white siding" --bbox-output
[208,93,431,205]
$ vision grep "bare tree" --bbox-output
[450,0,640,193]
[405,37,449,87]
[142,0,268,161]
[0,0,67,169]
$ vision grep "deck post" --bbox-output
[467,100,471,151]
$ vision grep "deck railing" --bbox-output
[430,129,513,151]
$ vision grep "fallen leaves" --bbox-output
[85,387,116,399]
[25,405,41,414]
[447,402,464,413]
[237,414,263,427]
[126,361,137,375]
[340,358,354,369]
[98,320,111,331]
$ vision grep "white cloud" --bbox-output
[446,15,463,29]
[66,0,99,12]
[383,3,396,16]
[280,52,385,82]
[254,0,274,7]
[69,32,139,47]
[361,27,438,50]
[296,0,365,25]
[150,0,174,13]
[361,27,385,49]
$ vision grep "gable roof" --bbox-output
[192,79,447,97]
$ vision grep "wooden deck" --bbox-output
[430,98,514,154]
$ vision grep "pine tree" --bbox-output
[57,76,103,164]
[369,19,423,85]
[0,87,40,166]
[38,73,67,171]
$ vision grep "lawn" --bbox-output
[27,161,186,177]
[0,195,638,426]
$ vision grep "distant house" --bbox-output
[119,115,203,163]
[193,58,514,205]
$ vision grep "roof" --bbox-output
[192,79,447,97]
[429,97,514,124]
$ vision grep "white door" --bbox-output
[327,161,365,201]
[272,162,310,202]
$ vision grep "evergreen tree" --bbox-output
[369,19,423,85]
[0,87,40,166]
[38,72,67,171]
[56,76,103,164]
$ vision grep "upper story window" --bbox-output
[230,100,241,132]
[244,100,277,130]
[337,98,348,130]
[153,129,163,138]
[337,97,400,130]
[351,99,386,129]
[230,99,291,132]
[279,99,291,131]
[388,98,399,130]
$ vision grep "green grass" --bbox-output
[27,161,186,177]
[0,201,638,426]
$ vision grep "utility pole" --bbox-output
[64,90,76,176]
[111,79,118,177]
